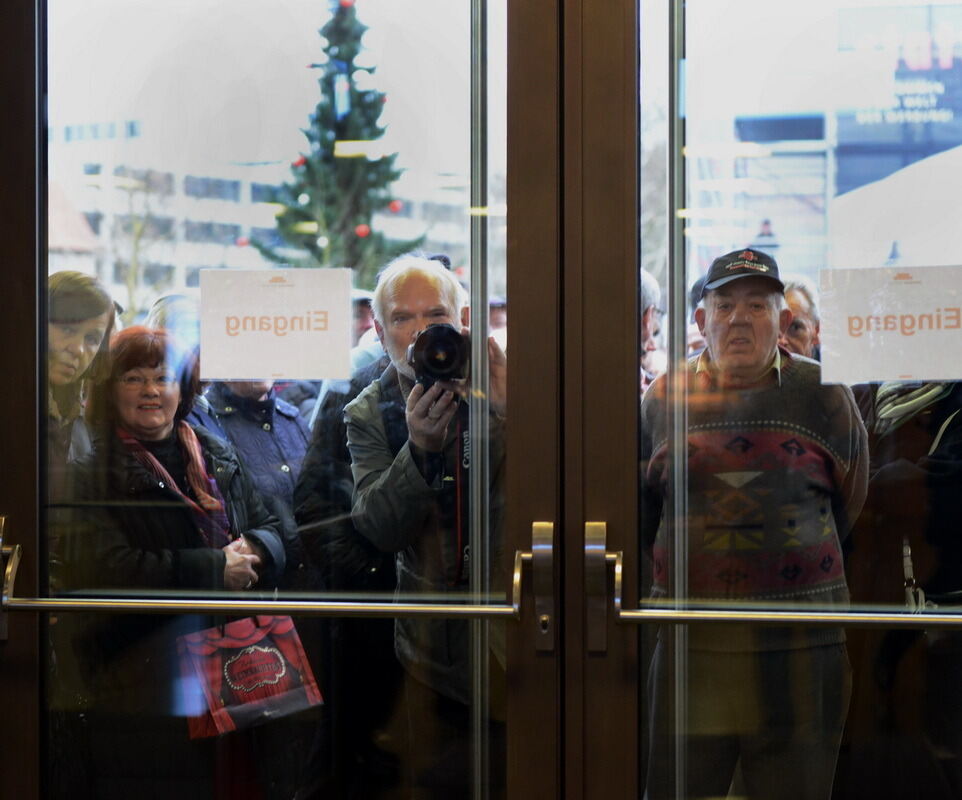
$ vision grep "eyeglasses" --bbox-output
[116,372,178,390]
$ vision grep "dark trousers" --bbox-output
[645,641,851,800]
[403,673,505,800]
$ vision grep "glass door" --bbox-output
[0,0,563,797]
[576,1,962,799]
[15,1,962,799]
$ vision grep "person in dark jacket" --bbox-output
[293,353,402,798]
[204,379,311,586]
[200,379,317,799]
[296,354,392,588]
[57,326,285,799]
[840,381,962,799]
[344,254,507,798]
[68,327,285,591]
[46,271,117,489]
[278,379,321,422]
[45,272,118,800]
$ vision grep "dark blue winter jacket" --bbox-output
[204,382,311,583]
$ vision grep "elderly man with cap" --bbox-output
[640,248,868,800]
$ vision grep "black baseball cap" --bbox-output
[700,248,784,299]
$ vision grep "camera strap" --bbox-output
[443,401,471,587]
[379,368,470,587]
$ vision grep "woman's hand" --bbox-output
[222,538,261,590]
[230,535,267,565]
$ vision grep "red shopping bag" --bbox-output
[177,615,323,738]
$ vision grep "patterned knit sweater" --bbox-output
[640,349,868,651]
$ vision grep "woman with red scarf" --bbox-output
[69,326,286,591]
[58,327,287,798]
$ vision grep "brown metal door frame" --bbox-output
[505,0,563,797]
[0,0,42,797]
[562,0,641,797]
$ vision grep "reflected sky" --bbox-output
[48,0,507,195]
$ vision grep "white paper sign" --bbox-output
[820,265,962,384]
[200,268,352,380]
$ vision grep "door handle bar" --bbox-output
[619,603,962,629]
[586,521,962,644]
[0,518,554,641]
[0,516,15,640]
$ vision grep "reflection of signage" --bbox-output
[855,78,954,125]
[200,268,352,380]
[836,6,962,193]
[224,310,329,337]
[845,306,960,338]
[820,265,962,383]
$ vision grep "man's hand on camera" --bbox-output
[488,333,507,417]
[407,382,459,453]
[443,327,507,417]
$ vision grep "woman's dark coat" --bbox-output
[58,424,284,713]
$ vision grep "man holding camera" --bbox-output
[345,253,506,796]
[641,248,867,800]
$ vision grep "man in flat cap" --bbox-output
[641,248,868,800]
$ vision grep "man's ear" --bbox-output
[778,307,792,336]
[374,319,385,344]
[461,306,470,328]
[813,321,821,348]
[694,306,706,335]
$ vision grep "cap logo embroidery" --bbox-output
[726,261,770,273]
[739,250,756,261]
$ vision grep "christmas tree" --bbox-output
[253,0,422,287]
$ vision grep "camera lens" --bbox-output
[422,336,461,379]
[407,324,469,387]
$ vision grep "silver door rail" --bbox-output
[587,521,962,633]
[0,519,555,629]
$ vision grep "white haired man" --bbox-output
[779,275,821,360]
[640,268,663,393]
[345,253,506,797]
[641,248,867,800]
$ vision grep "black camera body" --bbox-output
[406,323,470,389]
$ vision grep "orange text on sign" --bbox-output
[847,307,961,338]
[225,311,329,337]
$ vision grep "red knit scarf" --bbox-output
[116,421,231,548]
